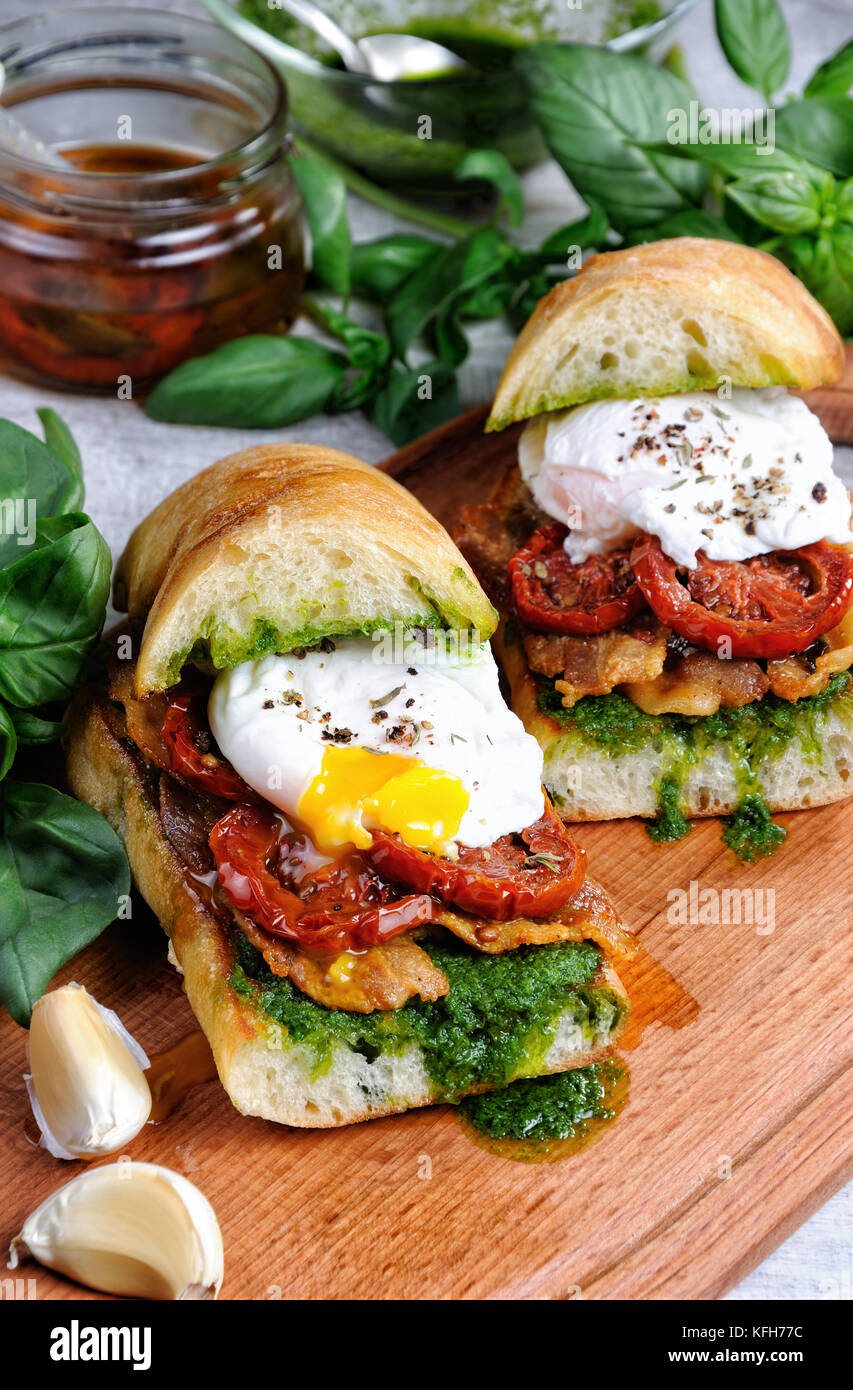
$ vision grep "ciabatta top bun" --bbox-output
[117,444,497,696]
[487,238,845,430]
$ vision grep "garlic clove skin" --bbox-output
[8,1161,224,1300]
[26,983,151,1160]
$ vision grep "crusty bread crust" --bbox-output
[116,444,497,696]
[64,687,627,1128]
[488,238,845,429]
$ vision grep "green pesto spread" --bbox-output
[538,672,853,860]
[231,932,624,1098]
[168,611,444,686]
[459,1058,623,1143]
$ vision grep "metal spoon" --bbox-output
[270,0,473,80]
[0,63,67,166]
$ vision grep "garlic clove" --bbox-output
[8,1161,224,1300]
[26,983,151,1160]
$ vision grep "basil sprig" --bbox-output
[0,413,129,1026]
[147,10,852,443]
[147,152,607,444]
[516,15,853,335]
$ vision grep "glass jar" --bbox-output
[0,7,305,391]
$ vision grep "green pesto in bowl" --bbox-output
[203,0,694,190]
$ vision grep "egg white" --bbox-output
[520,387,853,569]
[208,637,544,849]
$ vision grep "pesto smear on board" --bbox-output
[538,672,853,860]
[459,1058,625,1149]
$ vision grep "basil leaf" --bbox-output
[0,418,83,522]
[515,44,706,231]
[9,709,65,745]
[0,514,110,708]
[774,98,853,180]
[146,335,346,427]
[36,409,85,504]
[0,704,16,781]
[307,301,392,371]
[508,270,562,331]
[0,780,129,1026]
[627,209,744,244]
[649,137,824,181]
[350,234,440,299]
[385,227,511,361]
[454,149,524,226]
[292,155,351,298]
[430,237,518,365]
[778,227,853,337]
[298,303,393,413]
[804,39,853,98]
[0,498,37,574]
[538,202,610,257]
[725,171,823,233]
[370,361,460,447]
[454,255,521,320]
[713,0,790,100]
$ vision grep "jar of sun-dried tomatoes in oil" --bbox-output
[0,8,304,391]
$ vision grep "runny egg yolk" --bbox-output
[297,746,469,855]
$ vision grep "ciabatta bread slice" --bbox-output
[488,238,845,430]
[116,444,497,697]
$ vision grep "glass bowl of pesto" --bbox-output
[201,0,699,193]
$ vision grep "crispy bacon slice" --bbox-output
[110,658,173,773]
[236,911,449,1013]
[624,647,770,715]
[437,876,636,959]
[766,607,853,701]
[548,622,668,706]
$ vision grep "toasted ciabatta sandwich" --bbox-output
[457,238,853,856]
[65,445,632,1128]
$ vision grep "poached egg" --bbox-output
[209,636,544,857]
[519,387,853,569]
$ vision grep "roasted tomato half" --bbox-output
[209,803,436,953]
[162,689,258,803]
[630,535,853,661]
[368,796,586,921]
[508,523,646,634]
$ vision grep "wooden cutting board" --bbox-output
[2,369,853,1303]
